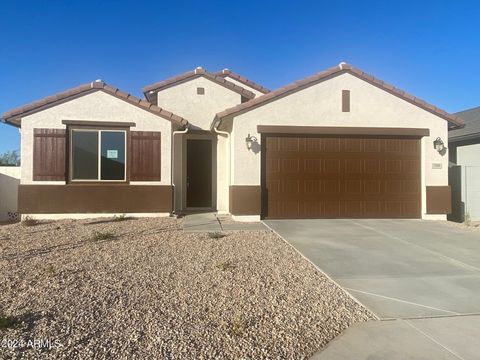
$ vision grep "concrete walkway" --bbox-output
[183,212,267,232]
[265,219,480,359]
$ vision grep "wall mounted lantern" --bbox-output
[245,133,258,150]
[433,137,445,153]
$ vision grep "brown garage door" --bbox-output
[262,135,421,219]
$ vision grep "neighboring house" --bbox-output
[1,63,463,221]
[448,106,480,221]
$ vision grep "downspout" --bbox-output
[172,125,189,215]
[213,119,230,214]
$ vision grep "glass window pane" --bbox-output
[101,131,125,180]
[72,131,98,180]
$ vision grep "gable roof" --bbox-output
[214,63,464,130]
[2,80,189,128]
[142,67,256,104]
[215,69,270,94]
[449,106,480,142]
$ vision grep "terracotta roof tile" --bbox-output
[142,67,256,103]
[215,63,464,129]
[215,69,270,94]
[2,80,189,127]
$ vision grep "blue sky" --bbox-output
[1,0,479,153]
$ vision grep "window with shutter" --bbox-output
[129,131,161,181]
[33,129,66,181]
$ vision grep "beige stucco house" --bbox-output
[2,63,463,221]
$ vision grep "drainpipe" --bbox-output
[172,125,189,215]
[213,120,230,214]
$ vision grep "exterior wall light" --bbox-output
[245,133,258,150]
[433,137,445,153]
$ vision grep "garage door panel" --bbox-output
[345,138,363,152]
[344,201,363,216]
[281,159,300,173]
[345,180,362,194]
[325,159,341,173]
[385,160,403,174]
[280,137,301,152]
[404,180,421,193]
[364,139,382,152]
[385,139,403,152]
[324,201,340,217]
[404,160,421,174]
[263,134,421,219]
[364,201,382,216]
[345,159,363,173]
[364,180,381,194]
[404,201,421,215]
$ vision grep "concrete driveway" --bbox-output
[265,219,480,319]
[265,219,480,359]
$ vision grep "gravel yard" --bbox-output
[0,217,373,359]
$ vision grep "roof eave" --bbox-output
[1,118,21,128]
[218,70,271,94]
[449,132,480,143]
[2,82,190,127]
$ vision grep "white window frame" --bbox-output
[70,129,127,182]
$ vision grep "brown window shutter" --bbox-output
[129,131,161,181]
[33,129,66,181]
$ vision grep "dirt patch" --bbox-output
[0,217,373,359]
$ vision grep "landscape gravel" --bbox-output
[0,217,374,359]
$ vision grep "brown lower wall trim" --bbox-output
[229,185,261,215]
[18,185,172,214]
[426,186,451,214]
[257,125,430,137]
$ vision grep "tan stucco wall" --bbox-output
[156,77,242,130]
[0,166,21,221]
[20,91,173,185]
[216,131,230,213]
[223,76,265,97]
[230,72,450,219]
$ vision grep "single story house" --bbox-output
[448,106,480,221]
[2,63,464,221]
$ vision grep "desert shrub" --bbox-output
[230,315,246,336]
[22,216,38,227]
[208,231,226,239]
[113,214,129,222]
[215,260,236,271]
[0,313,16,329]
[91,231,115,242]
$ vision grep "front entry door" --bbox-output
[186,139,212,208]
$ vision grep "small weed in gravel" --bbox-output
[113,214,129,222]
[208,231,226,239]
[22,216,38,227]
[215,260,236,271]
[0,313,16,330]
[45,264,56,276]
[230,315,246,336]
[91,231,116,242]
